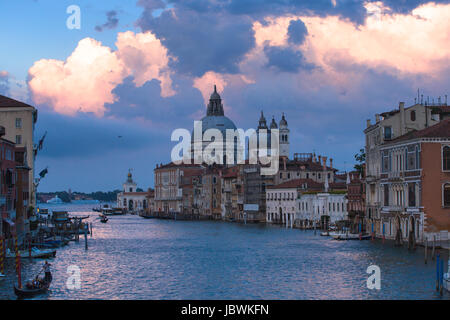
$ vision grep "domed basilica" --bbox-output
[191,85,289,165]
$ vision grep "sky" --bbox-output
[0,0,449,192]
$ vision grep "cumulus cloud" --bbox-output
[95,10,119,32]
[251,2,450,78]
[0,71,10,95]
[28,31,174,116]
[137,3,255,76]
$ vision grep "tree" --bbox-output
[354,148,365,175]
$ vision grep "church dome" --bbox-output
[191,85,238,164]
[199,115,237,135]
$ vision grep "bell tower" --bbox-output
[279,113,290,158]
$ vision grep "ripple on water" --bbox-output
[0,204,448,300]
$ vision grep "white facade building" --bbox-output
[116,171,149,212]
[266,186,297,228]
[297,193,348,228]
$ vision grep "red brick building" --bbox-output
[0,126,16,239]
[375,119,450,245]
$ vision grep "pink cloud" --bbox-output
[250,2,450,79]
[28,32,174,116]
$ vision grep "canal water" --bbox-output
[0,203,449,300]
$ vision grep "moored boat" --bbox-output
[330,232,371,240]
[6,247,56,259]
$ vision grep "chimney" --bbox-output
[322,156,327,170]
[375,114,380,123]
[366,119,371,128]
[329,158,333,169]
[0,126,5,137]
[399,102,405,111]
[318,155,322,164]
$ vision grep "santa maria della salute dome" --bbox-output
[190,85,289,164]
[192,85,238,164]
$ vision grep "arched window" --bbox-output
[444,183,450,207]
[410,110,416,121]
[443,146,450,171]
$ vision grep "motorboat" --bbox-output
[6,247,56,259]
[330,232,371,240]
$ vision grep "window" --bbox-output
[408,183,416,207]
[384,126,392,140]
[382,151,390,172]
[15,135,22,145]
[15,118,22,128]
[410,110,416,121]
[444,184,450,207]
[384,184,389,206]
[443,146,450,171]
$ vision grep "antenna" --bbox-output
[446,95,448,106]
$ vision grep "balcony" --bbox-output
[387,171,403,181]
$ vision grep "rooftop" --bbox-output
[0,94,35,109]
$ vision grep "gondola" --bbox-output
[14,275,52,298]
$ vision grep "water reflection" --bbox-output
[0,203,448,300]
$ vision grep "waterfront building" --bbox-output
[241,163,274,223]
[0,126,16,239]
[364,98,450,241]
[346,171,366,233]
[266,178,347,228]
[179,167,203,215]
[0,95,37,234]
[154,162,203,214]
[199,165,224,219]
[116,171,151,213]
[220,166,243,220]
[373,119,450,245]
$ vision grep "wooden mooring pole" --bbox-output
[436,252,440,292]
[432,235,436,260]
[424,237,428,264]
[0,236,4,275]
[84,227,88,250]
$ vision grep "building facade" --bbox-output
[0,127,16,239]
[373,119,450,245]
[116,171,151,213]
[364,99,450,242]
